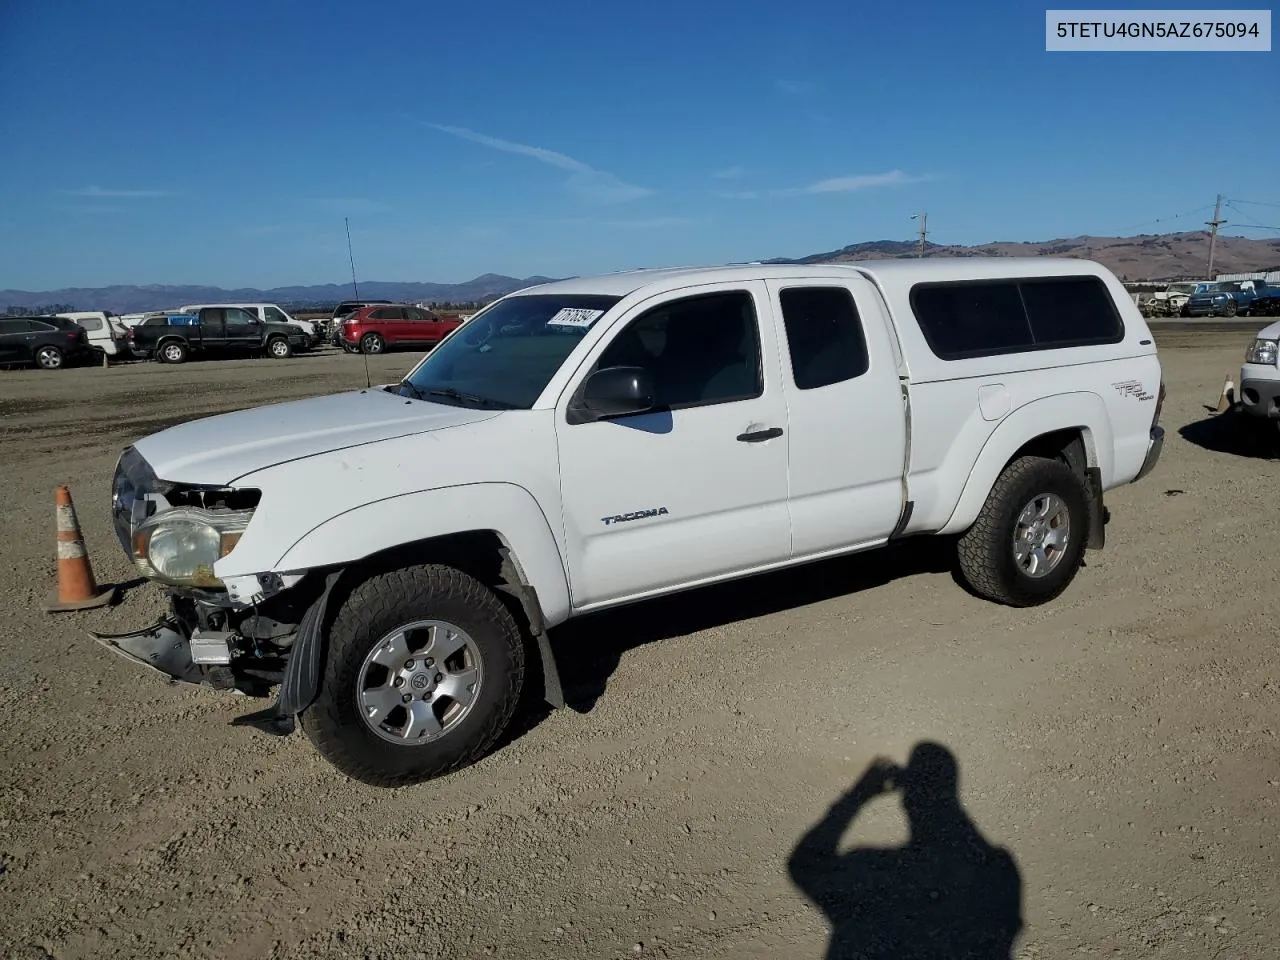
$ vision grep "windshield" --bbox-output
[398,293,622,409]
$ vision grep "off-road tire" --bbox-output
[266,336,293,358]
[956,455,1090,607]
[157,339,188,364]
[300,564,526,787]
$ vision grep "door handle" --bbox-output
[736,426,783,443]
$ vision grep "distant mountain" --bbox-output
[0,274,560,315]
[5,230,1280,314]
[772,231,1280,281]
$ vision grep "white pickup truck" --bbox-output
[98,258,1166,787]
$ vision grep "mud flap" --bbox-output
[89,617,206,687]
[230,569,342,738]
[1085,466,1106,551]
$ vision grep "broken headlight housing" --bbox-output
[131,507,253,587]
[112,446,259,589]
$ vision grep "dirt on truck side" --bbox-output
[0,332,1277,960]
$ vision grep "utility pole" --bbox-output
[911,211,928,257]
[1206,194,1226,277]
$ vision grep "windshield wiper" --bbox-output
[421,387,515,409]
[397,380,426,400]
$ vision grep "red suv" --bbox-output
[339,304,462,354]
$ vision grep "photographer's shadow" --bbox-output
[788,743,1023,960]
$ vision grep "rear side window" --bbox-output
[909,276,1124,360]
[78,317,103,331]
[778,286,870,389]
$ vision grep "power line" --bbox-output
[1224,202,1280,232]
[1107,204,1215,233]
[1228,198,1280,209]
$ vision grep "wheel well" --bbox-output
[157,336,185,348]
[1006,426,1105,549]
[330,529,559,706]
[1009,427,1092,478]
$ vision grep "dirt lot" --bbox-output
[0,332,1277,960]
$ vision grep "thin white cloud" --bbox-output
[776,79,818,95]
[602,217,697,229]
[719,170,934,199]
[59,185,171,198]
[56,204,124,215]
[712,165,747,180]
[424,122,653,204]
[306,197,393,214]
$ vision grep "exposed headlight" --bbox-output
[132,507,253,588]
[1246,338,1278,366]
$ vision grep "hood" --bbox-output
[1254,318,1280,341]
[133,388,503,485]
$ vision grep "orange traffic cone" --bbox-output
[1215,372,1235,413]
[44,485,117,613]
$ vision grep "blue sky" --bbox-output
[0,0,1275,291]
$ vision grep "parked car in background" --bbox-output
[58,310,132,360]
[128,306,308,363]
[327,300,394,343]
[1248,285,1280,317]
[1184,280,1272,318]
[1147,281,1212,316]
[180,303,321,348]
[339,303,463,354]
[0,315,92,370]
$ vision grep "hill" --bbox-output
[4,231,1279,314]
[0,274,558,315]
[772,231,1280,281]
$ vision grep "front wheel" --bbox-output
[955,456,1090,607]
[300,564,526,787]
[266,337,293,358]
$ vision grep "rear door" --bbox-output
[765,277,908,558]
[197,308,226,348]
[0,319,28,363]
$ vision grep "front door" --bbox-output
[765,277,908,557]
[223,307,261,348]
[555,281,792,610]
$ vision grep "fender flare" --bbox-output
[937,392,1114,536]
[274,481,572,627]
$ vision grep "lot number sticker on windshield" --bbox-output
[547,307,604,329]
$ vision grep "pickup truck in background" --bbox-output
[99,257,1165,787]
[1184,280,1274,318]
[127,306,309,363]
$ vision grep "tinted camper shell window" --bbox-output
[908,275,1126,361]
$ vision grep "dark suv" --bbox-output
[0,315,92,370]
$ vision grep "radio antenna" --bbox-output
[346,217,372,389]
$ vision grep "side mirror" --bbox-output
[578,365,655,420]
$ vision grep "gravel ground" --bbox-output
[0,332,1277,960]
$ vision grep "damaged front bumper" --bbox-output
[90,569,344,737]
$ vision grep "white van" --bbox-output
[179,303,319,347]
[57,311,131,359]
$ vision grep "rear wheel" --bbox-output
[158,340,188,364]
[300,564,526,787]
[956,456,1090,607]
[361,333,385,354]
[35,345,64,370]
